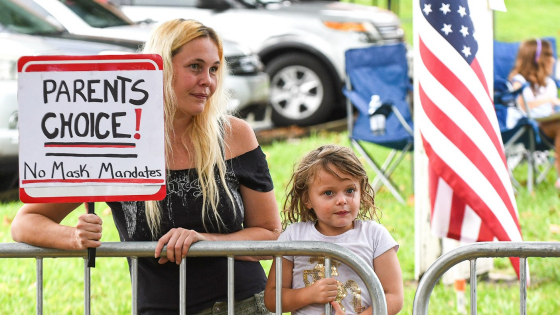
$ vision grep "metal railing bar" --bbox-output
[2,241,387,315]
[520,257,527,315]
[413,242,560,315]
[36,258,43,315]
[84,258,90,315]
[325,257,332,315]
[228,256,234,315]
[275,255,282,315]
[180,258,186,315]
[470,259,477,315]
[132,257,138,315]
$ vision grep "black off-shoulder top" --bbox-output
[107,146,273,314]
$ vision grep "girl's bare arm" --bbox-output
[373,248,404,315]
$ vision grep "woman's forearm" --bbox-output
[11,212,79,249]
[11,203,85,250]
[203,226,280,242]
[202,227,280,261]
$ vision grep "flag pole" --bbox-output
[412,0,442,280]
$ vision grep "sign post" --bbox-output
[18,54,166,267]
[87,202,96,267]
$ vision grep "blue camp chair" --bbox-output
[343,43,413,203]
[493,38,558,192]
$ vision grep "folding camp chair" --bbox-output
[343,43,413,204]
[493,38,558,192]
[494,95,555,192]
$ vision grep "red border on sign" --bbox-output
[18,54,166,203]
[18,54,163,72]
[19,186,166,203]
[22,179,165,184]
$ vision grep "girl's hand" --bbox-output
[309,278,338,304]
[155,228,208,264]
[73,213,103,250]
[321,301,347,315]
[330,301,347,315]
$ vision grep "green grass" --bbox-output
[2,131,560,314]
[0,203,131,314]
[343,0,560,50]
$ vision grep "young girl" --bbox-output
[264,144,404,315]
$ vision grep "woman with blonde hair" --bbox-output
[509,38,560,188]
[12,19,281,314]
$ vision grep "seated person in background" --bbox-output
[509,38,560,188]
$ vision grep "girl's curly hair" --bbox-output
[281,144,378,229]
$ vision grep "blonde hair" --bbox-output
[282,144,378,230]
[142,19,234,238]
[509,38,554,93]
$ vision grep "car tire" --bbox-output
[266,53,336,127]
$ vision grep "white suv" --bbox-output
[109,0,405,126]
[0,31,134,192]
[0,0,136,192]
[15,0,273,130]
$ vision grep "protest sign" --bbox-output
[18,54,165,203]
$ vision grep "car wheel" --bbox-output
[266,53,335,126]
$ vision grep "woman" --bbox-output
[11,19,281,314]
[509,38,560,188]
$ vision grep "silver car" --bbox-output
[20,0,272,130]
[0,71,19,192]
[109,0,405,126]
[0,0,138,192]
[0,35,62,182]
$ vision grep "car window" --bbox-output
[58,0,131,28]
[0,0,63,35]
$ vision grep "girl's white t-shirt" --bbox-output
[277,220,399,315]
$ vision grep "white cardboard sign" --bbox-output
[18,54,166,203]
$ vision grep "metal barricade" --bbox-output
[0,241,387,315]
[413,241,560,315]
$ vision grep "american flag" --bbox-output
[417,0,525,278]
